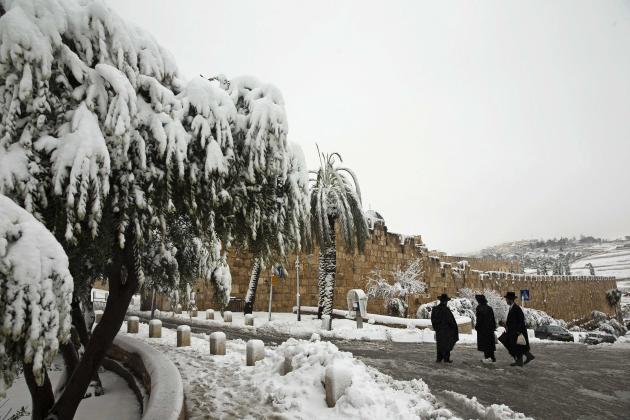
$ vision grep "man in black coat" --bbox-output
[475,294,497,362]
[498,291,535,367]
[431,293,459,363]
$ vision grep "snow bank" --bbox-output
[113,335,184,420]
[442,391,533,420]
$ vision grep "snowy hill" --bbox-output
[472,236,630,276]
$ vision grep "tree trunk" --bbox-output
[71,295,104,396]
[150,288,156,319]
[317,254,326,319]
[243,257,261,315]
[48,230,139,419]
[321,218,337,319]
[24,364,54,420]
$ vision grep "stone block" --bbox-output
[95,310,103,324]
[174,304,182,314]
[325,364,353,407]
[246,339,265,366]
[177,325,191,347]
[149,319,162,338]
[244,314,255,326]
[206,309,215,320]
[191,308,198,317]
[223,311,233,323]
[209,331,226,355]
[127,316,139,333]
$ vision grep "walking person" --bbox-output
[498,291,535,367]
[475,294,497,363]
[431,293,459,363]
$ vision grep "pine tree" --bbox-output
[0,1,297,416]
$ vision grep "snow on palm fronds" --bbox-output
[367,259,426,318]
[0,194,73,395]
[310,148,369,253]
[310,148,369,317]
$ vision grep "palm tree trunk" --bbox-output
[321,218,336,318]
[244,257,261,314]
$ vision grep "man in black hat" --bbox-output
[498,291,535,366]
[431,293,459,363]
[475,294,497,363]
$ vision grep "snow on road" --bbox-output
[121,321,531,419]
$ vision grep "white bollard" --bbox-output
[244,314,255,326]
[209,332,226,355]
[149,319,162,338]
[206,309,214,320]
[246,339,265,366]
[127,316,139,333]
[94,310,103,324]
[321,315,332,330]
[223,311,233,323]
[177,325,191,347]
[324,364,353,407]
[174,304,182,314]
[190,308,198,317]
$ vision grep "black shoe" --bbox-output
[445,359,453,363]
[524,353,535,365]
[510,358,524,367]
[436,359,442,363]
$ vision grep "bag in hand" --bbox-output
[516,333,527,345]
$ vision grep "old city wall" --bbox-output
[168,224,617,322]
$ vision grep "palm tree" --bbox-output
[310,147,369,320]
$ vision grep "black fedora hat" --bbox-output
[504,291,517,300]
[438,293,450,302]
[475,294,487,303]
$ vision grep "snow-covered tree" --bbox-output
[242,141,310,314]
[457,288,508,324]
[0,194,72,418]
[367,259,426,318]
[310,148,369,319]
[0,1,292,416]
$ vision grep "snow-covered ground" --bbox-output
[121,321,532,419]
[140,310,575,345]
[570,249,630,280]
[2,359,140,420]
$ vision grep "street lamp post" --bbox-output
[295,256,301,321]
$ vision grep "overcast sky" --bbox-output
[109,0,630,254]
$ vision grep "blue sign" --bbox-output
[520,289,530,302]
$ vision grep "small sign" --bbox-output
[520,289,530,302]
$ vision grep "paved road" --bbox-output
[132,314,630,420]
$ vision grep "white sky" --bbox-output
[108,0,630,254]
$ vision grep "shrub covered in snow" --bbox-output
[416,297,476,323]
[367,259,426,318]
[0,195,73,395]
[523,307,566,329]
[581,311,627,338]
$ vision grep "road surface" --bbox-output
[131,313,630,419]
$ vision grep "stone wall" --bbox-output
[185,224,618,322]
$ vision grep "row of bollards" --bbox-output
[125,316,264,366]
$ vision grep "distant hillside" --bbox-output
[469,236,630,276]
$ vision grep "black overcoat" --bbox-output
[431,303,459,353]
[475,303,496,352]
[499,303,530,356]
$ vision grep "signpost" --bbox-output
[295,256,301,321]
[268,264,286,321]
